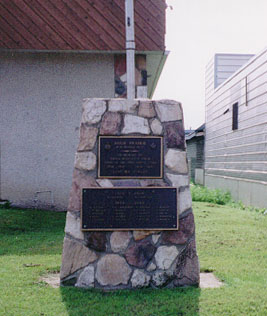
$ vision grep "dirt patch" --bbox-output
[40,273,60,288]
[199,272,223,288]
[41,272,223,289]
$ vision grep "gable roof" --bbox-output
[0,0,166,51]
[186,124,205,141]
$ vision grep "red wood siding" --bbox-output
[0,0,166,51]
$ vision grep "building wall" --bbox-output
[205,48,267,208]
[0,51,114,210]
[186,141,197,180]
[205,54,254,96]
[186,137,204,182]
[214,54,254,88]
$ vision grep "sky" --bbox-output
[153,0,267,129]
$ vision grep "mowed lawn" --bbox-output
[0,202,266,316]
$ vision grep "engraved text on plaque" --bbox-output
[98,136,163,178]
[82,187,178,231]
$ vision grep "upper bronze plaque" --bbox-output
[98,136,163,178]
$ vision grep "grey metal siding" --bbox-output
[187,137,204,181]
[205,48,267,207]
[214,54,254,88]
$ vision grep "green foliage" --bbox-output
[190,184,232,205]
[1,205,267,315]
[229,200,266,214]
[190,185,266,213]
[0,200,11,208]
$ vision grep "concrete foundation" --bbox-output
[205,175,267,208]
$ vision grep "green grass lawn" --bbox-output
[0,203,267,316]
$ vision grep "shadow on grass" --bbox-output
[0,208,66,234]
[60,286,200,316]
[0,208,65,256]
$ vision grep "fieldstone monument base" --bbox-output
[60,98,199,290]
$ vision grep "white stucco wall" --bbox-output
[0,51,114,210]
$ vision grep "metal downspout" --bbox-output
[125,0,135,99]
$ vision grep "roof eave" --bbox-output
[147,50,169,98]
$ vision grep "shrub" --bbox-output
[0,200,11,209]
[190,184,232,205]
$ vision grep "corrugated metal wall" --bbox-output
[187,137,204,181]
[205,48,267,207]
[214,54,254,88]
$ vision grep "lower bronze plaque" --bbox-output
[81,187,178,231]
[98,136,163,178]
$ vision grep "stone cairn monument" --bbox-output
[60,98,199,289]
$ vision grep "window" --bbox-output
[232,102,238,130]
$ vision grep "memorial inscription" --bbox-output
[82,188,178,231]
[98,136,163,178]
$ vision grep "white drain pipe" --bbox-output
[125,0,135,99]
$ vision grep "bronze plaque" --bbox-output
[98,136,163,178]
[81,187,178,231]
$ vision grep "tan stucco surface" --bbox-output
[0,51,114,209]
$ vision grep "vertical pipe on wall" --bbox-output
[0,141,1,200]
[125,0,135,99]
[245,76,248,106]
